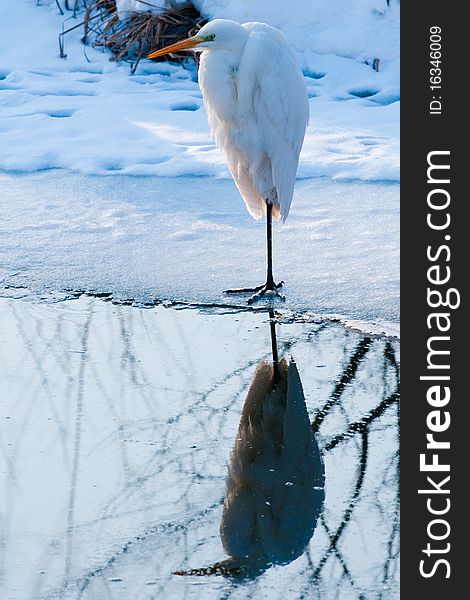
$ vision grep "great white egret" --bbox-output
[148,19,309,303]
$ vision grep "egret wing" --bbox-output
[238,23,309,221]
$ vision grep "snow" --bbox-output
[0,1,399,329]
[0,4,400,597]
[120,0,400,65]
[0,0,399,181]
[0,296,400,600]
[0,172,399,333]
[193,0,399,64]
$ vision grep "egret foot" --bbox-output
[223,284,264,295]
[224,281,285,304]
[247,282,285,304]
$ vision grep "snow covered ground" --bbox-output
[0,1,399,333]
[0,0,399,180]
[0,297,399,600]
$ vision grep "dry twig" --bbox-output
[59,1,206,72]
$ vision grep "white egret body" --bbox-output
[148,20,309,301]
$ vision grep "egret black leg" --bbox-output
[269,308,281,384]
[223,202,285,303]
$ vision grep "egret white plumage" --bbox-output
[148,19,309,303]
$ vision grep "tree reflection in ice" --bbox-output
[0,297,399,600]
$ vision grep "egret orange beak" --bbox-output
[147,35,205,59]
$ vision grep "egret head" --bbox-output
[147,19,247,59]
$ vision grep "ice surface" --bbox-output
[0,4,400,598]
[0,296,399,599]
[0,2,399,333]
[0,172,399,333]
[0,1,399,181]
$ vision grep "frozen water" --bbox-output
[0,172,399,333]
[0,3,400,598]
[0,296,399,600]
[0,2,399,334]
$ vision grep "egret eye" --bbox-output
[206,34,216,41]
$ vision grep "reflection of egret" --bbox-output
[175,311,324,577]
[148,20,309,303]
